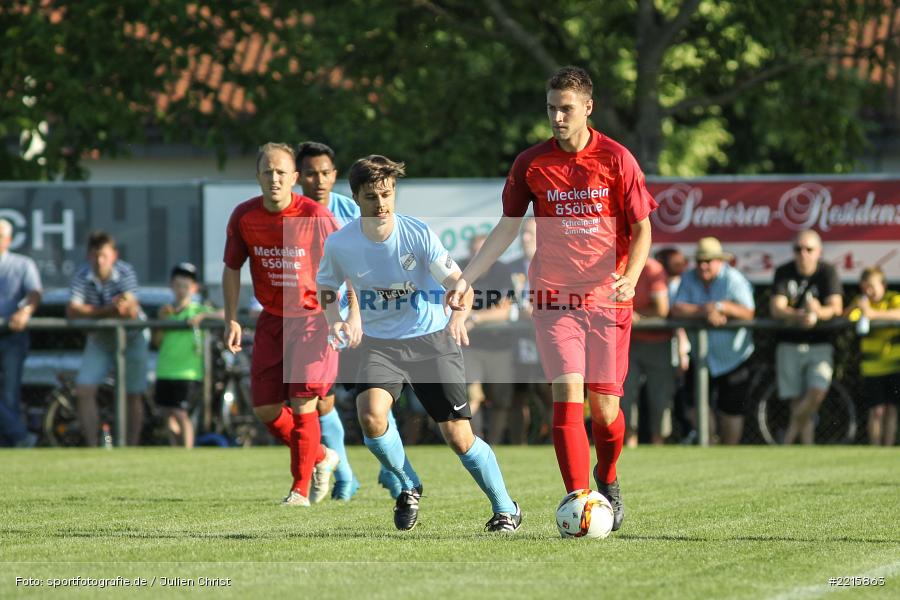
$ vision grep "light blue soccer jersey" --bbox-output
[328,192,361,229]
[317,214,453,339]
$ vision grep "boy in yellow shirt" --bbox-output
[846,266,900,446]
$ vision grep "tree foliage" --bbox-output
[1,0,896,180]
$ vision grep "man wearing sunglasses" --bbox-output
[671,237,755,445]
[770,230,843,445]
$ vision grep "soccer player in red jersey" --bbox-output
[447,66,657,531]
[223,142,350,507]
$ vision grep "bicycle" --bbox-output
[207,335,266,447]
[42,371,171,447]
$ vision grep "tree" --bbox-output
[308,0,898,175]
[0,1,301,179]
[2,1,897,180]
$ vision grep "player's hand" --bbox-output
[447,315,470,347]
[609,273,635,302]
[444,278,470,313]
[344,314,363,348]
[158,304,174,318]
[329,321,357,350]
[224,320,242,354]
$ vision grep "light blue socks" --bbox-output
[458,437,516,514]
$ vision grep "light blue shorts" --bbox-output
[76,331,150,394]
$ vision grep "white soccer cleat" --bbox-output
[281,490,311,507]
[309,447,340,504]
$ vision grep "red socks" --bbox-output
[290,411,322,495]
[552,402,591,492]
[265,406,293,446]
[592,409,625,484]
[553,403,626,490]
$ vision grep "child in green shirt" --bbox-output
[154,263,222,447]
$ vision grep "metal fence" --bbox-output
[3,315,886,447]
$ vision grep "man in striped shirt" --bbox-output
[67,231,148,446]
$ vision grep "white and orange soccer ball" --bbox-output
[555,489,614,539]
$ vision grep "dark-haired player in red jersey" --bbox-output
[223,142,353,507]
[447,66,657,531]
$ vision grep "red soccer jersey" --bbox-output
[502,128,657,307]
[224,193,338,317]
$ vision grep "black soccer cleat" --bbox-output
[484,501,522,533]
[594,465,624,531]
[393,487,422,531]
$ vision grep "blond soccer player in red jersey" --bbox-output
[447,66,657,532]
[223,143,355,507]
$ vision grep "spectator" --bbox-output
[461,233,516,444]
[152,263,222,448]
[770,230,843,445]
[655,247,688,298]
[621,257,673,447]
[845,266,900,446]
[656,247,693,441]
[0,219,42,448]
[671,237,755,445]
[66,231,148,446]
[506,217,551,443]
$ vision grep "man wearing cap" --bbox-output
[153,263,222,448]
[671,237,755,445]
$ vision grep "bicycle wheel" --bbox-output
[814,381,857,444]
[43,390,83,447]
[756,383,784,445]
[758,380,858,445]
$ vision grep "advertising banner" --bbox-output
[647,178,900,282]
[0,183,203,289]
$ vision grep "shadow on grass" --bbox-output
[619,533,900,544]
[10,529,550,542]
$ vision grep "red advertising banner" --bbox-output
[646,178,900,283]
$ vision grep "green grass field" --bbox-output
[1,446,898,599]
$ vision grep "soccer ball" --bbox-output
[555,489,614,539]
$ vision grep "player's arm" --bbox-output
[222,266,242,353]
[447,216,523,310]
[611,217,652,302]
[442,271,474,346]
[343,284,363,346]
[319,284,358,349]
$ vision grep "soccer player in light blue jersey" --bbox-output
[317,155,522,533]
[295,141,361,500]
[296,142,360,228]
[297,141,409,500]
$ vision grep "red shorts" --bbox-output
[250,310,337,406]
[531,305,632,397]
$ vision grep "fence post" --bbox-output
[114,324,128,447]
[202,329,213,433]
[694,327,710,447]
